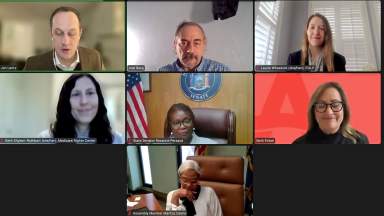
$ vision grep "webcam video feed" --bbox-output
[254,1,381,72]
[126,1,253,72]
[0,73,125,144]
[0,2,125,71]
[254,73,380,144]
[127,72,253,144]
[127,145,254,215]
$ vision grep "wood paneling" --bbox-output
[143,73,253,144]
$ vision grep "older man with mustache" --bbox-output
[159,21,230,72]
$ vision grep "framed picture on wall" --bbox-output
[140,73,151,92]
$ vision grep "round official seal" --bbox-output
[180,73,222,101]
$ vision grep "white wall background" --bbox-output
[127,1,253,71]
[0,74,52,137]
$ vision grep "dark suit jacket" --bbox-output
[287,50,346,72]
[23,47,103,71]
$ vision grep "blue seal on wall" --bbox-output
[180,73,222,101]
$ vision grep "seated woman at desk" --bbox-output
[39,73,123,144]
[287,13,346,72]
[165,103,218,144]
[166,160,223,216]
[292,82,368,144]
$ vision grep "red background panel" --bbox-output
[254,73,381,144]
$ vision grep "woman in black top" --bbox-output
[292,82,368,144]
[287,13,346,72]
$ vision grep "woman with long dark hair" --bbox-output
[39,73,122,144]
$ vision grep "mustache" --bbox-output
[182,53,197,60]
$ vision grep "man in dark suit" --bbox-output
[24,6,103,71]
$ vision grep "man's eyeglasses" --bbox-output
[171,118,193,129]
[314,102,343,113]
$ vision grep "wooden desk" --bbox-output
[127,193,163,214]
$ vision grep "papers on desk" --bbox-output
[127,195,141,207]
[127,200,138,207]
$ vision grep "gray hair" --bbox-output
[178,160,201,176]
[175,21,206,40]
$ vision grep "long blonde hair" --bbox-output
[301,13,334,72]
[307,82,361,143]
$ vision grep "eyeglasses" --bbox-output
[180,177,198,186]
[314,102,343,113]
[171,118,193,129]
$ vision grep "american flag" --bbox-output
[127,73,149,139]
[194,145,207,156]
[245,145,254,215]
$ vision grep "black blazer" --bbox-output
[292,127,369,144]
[287,50,346,72]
